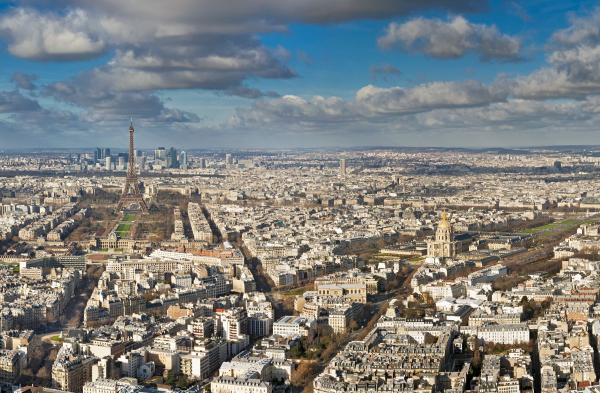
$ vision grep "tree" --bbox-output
[349,320,359,332]
[177,376,190,390]
[165,372,176,386]
[291,361,318,387]
[36,367,49,380]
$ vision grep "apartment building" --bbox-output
[83,378,118,393]
[478,324,529,344]
[211,376,272,393]
[0,350,21,384]
[273,316,315,337]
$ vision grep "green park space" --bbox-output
[51,336,64,342]
[559,219,579,224]
[122,215,136,222]
[535,224,559,229]
[116,224,131,232]
[116,232,129,237]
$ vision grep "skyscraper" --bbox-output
[106,156,112,170]
[200,158,206,168]
[155,147,166,161]
[340,158,347,176]
[103,148,110,160]
[180,149,187,169]
[226,154,232,166]
[169,147,178,168]
[96,148,102,160]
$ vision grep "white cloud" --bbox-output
[0,8,106,61]
[550,8,600,47]
[378,16,525,62]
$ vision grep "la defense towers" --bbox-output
[116,120,149,213]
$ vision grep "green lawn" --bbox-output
[115,248,124,252]
[519,229,542,233]
[116,232,129,237]
[535,224,559,229]
[51,336,64,342]
[559,219,579,224]
[563,219,597,230]
[99,248,108,252]
[116,224,131,232]
[122,215,136,222]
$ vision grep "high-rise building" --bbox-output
[105,156,111,170]
[340,158,347,176]
[155,147,166,161]
[200,158,206,168]
[103,148,110,159]
[96,148,102,160]
[226,154,233,166]
[169,147,178,168]
[134,149,142,157]
[180,150,188,169]
[118,156,126,169]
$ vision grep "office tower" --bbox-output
[118,156,125,168]
[226,153,233,166]
[116,120,148,213]
[134,149,142,157]
[76,153,81,162]
[103,148,110,159]
[96,148,102,160]
[68,153,72,164]
[105,156,112,170]
[200,158,206,168]
[155,147,166,161]
[340,158,347,176]
[169,147,178,168]
[180,149,188,169]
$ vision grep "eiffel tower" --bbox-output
[116,119,149,213]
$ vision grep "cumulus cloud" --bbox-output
[369,63,402,82]
[273,45,292,62]
[550,8,600,47]
[227,79,509,129]
[378,16,526,62]
[0,90,41,112]
[10,72,38,90]
[42,74,200,124]
[0,8,107,61]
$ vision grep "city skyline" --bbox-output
[2,1,600,148]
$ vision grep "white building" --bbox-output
[477,324,529,344]
[272,316,315,337]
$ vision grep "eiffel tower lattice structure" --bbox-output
[116,120,149,213]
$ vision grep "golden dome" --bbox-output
[438,211,452,230]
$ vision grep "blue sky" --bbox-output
[1,0,600,148]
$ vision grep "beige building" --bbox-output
[52,354,95,393]
[0,350,21,384]
[427,212,471,258]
